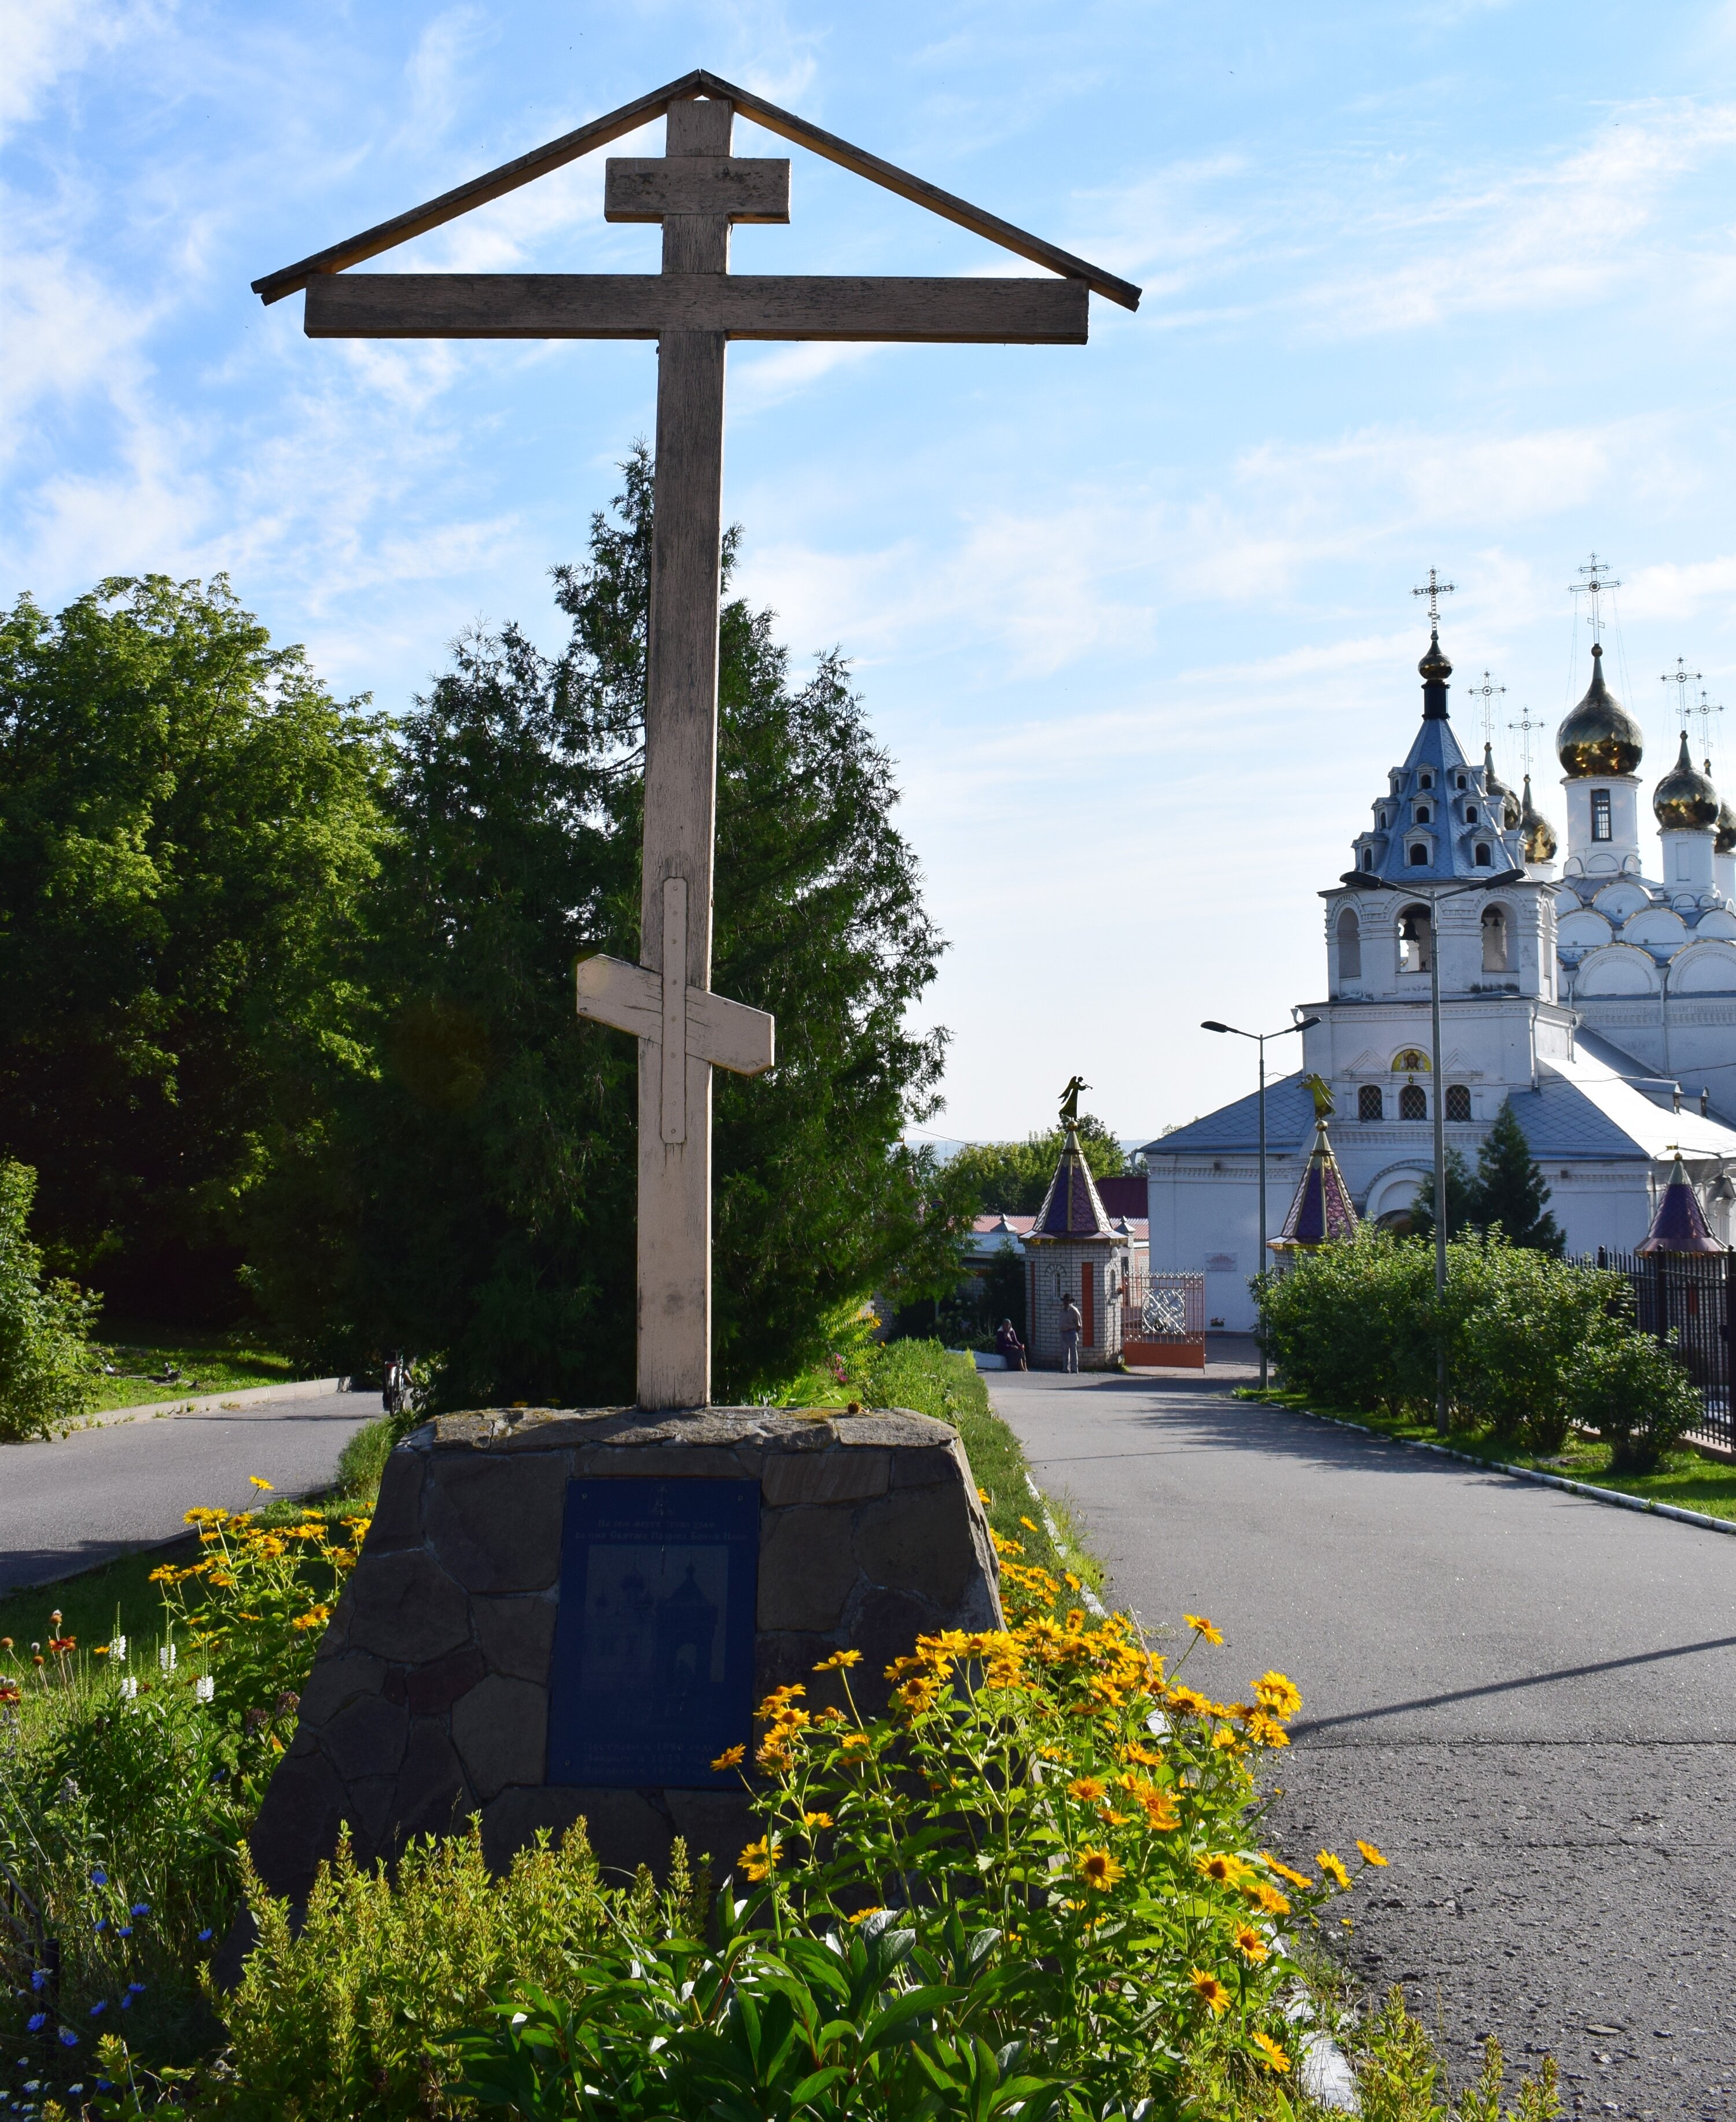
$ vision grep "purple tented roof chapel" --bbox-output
[1636,1154,1724,1255]
[1028,1124,1116,1240]
[1270,1125,1360,1251]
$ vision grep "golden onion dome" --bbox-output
[1481,742,1521,829]
[1654,732,1720,829]
[1418,630,1452,682]
[1557,644,1644,778]
[1716,797,1736,857]
[1518,775,1557,864]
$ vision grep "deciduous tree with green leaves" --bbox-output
[0,1158,101,1440]
[946,1117,1126,1216]
[0,577,389,1320]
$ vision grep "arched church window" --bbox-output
[1474,842,1491,866]
[1358,1084,1383,1122]
[1591,790,1612,842]
[1481,903,1509,972]
[1415,805,1431,823]
[1360,848,1373,870]
[1419,773,1434,788]
[1399,1083,1428,1121]
[1446,1084,1472,1122]
[1455,774,1467,791]
[1397,911,1432,972]
[1408,843,1429,867]
[1337,906,1362,978]
[1465,805,1478,824]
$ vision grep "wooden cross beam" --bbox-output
[255,78,1137,1410]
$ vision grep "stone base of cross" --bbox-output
[253,67,1136,1414]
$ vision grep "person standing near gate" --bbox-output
[1061,1293,1083,1372]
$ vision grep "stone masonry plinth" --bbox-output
[249,1406,1001,1897]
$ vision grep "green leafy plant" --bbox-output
[1445,1236,1628,1451]
[1568,1330,1704,1473]
[0,1158,101,1440]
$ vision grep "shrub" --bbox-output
[0,1158,101,1440]
[1568,1331,1704,1474]
[332,1414,396,1503]
[1446,1238,1628,1452]
[1253,1232,1436,1419]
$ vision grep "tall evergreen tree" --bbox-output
[1407,1146,1478,1243]
[1472,1099,1565,1255]
[252,450,969,1403]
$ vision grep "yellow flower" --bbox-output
[1356,1838,1388,1868]
[248,1475,274,1492]
[1261,1853,1314,1890]
[976,1486,991,1504]
[1183,1613,1224,1646]
[847,1905,884,1925]
[738,1835,780,1883]
[1134,1785,1180,1831]
[1317,1849,1352,1891]
[1249,1883,1290,1916]
[1020,1515,1039,1532]
[290,1606,331,1632]
[711,1744,745,1769]
[1077,1847,1124,1892]
[1196,1851,1252,1888]
[802,1811,833,1829]
[1121,1741,1164,1768]
[1067,1776,1108,1802]
[812,1649,862,1672]
[1233,1923,1269,1963]
[1253,2031,1292,2073]
[1253,1669,1302,1717]
[1190,1969,1230,2015]
[840,1730,870,1752]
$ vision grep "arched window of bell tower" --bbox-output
[1337,906,1362,979]
[1481,903,1510,972]
[1397,908,1432,972]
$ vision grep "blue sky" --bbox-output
[9,2,1736,1144]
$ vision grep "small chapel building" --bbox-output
[1145,626,1736,1331]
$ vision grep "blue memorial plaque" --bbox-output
[545,1478,760,1789]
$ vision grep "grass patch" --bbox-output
[82,1320,315,1413]
[1241,1386,1736,1523]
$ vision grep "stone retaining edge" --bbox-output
[61,1376,351,1436]
[1281,1401,1736,1538]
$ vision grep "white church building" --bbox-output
[1145,626,1736,1332]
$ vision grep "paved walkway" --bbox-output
[988,1363,1736,2121]
[0,1389,378,1591]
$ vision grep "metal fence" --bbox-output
[1593,1247,1735,1453]
[1120,1272,1207,1362]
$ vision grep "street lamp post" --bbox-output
[1201,1014,1322,1390]
[1344,869,1508,1433]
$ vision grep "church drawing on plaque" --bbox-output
[1147,580,1736,1332]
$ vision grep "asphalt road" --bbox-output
[0,1389,380,1591]
[987,1363,1736,2122]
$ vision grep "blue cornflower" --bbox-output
[126,1984,145,1995]
[58,2028,78,2047]
[89,2001,106,2017]
[25,2015,45,2034]
[30,1969,47,1991]
[197,1929,213,1943]
[91,1918,106,1933]
[129,1903,149,1917]
[97,2082,115,2094]
[90,1869,107,1887]
[116,1926,132,1938]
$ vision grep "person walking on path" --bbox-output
[1060,1294,1082,1372]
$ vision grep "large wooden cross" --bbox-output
[255,68,1139,1410]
